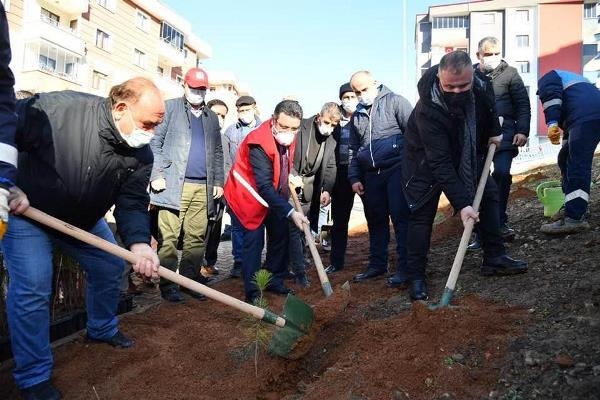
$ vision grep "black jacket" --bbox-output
[474,61,530,155]
[402,65,501,212]
[0,2,17,188]
[292,115,337,202]
[15,91,152,247]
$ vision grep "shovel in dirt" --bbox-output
[22,206,314,357]
[431,141,497,309]
[289,187,334,297]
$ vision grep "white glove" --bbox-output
[151,178,167,193]
[0,188,9,223]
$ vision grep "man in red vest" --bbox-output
[224,100,308,303]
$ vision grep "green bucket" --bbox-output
[536,180,565,217]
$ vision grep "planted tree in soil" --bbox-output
[244,269,275,377]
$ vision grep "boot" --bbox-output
[540,217,590,235]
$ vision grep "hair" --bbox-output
[439,51,473,74]
[15,90,34,100]
[478,36,500,54]
[320,102,342,120]
[273,99,303,120]
[108,77,159,106]
[207,99,228,113]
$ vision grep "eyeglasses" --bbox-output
[274,120,300,133]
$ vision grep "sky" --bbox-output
[163,0,449,117]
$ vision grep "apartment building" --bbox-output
[415,0,599,142]
[2,0,212,98]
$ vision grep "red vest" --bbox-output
[224,120,296,230]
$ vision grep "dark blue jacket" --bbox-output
[348,84,413,184]
[537,70,600,130]
[0,2,17,189]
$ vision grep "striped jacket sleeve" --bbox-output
[0,3,17,189]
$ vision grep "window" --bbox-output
[95,29,110,50]
[135,10,149,32]
[516,35,529,47]
[92,70,108,92]
[584,3,597,19]
[456,47,467,52]
[432,16,469,29]
[160,21,184,50]
[96,0,115,11]
[23,40,81,81]
[40,8,60,26]
[133,48,145,68]
[516,10,529,23]
[516,61,530,73]
[482,13,495,24]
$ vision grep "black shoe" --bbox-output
[295,273,311,288]
[245,293,259,304]
[283,270,296,280]
[325,264,343,274]
[86,330,135,348]
[181,287,207,301]
[230,263,242,279]
[21,380,62,400]
[266,283,294,296]
[195,274,211,284]
[467,232,481,251]
[387,273,409,289]
[161,286,185,303]
[481,255,528,276]
[499,223,516,242]
[409,280,428,301]
[353,268,386,282]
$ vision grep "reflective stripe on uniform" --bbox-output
[233,170,269,208]
[542,99,562,110]
[0,142,17,167]
[565,189,589,203]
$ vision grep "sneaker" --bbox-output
[230,262,242,278]
[540,217,590,235]
[467,232,481,251]
[161,286,185,303]
[551,206,591,222]
[294,273,311,288]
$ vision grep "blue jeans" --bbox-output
[230,209,244,264]
[558,119,600,219]
[361,165,410,273]
[2,216,124,389]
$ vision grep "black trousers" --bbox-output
[405,174,505,281]
[204,199,225,266]
[329,165,357,268]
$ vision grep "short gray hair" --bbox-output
[478,36,500,54]
[439,51,473,74]
[320,102,342,120]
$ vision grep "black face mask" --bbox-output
[442,90,471,111]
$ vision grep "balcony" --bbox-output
[46,0,88,15]
[157,37,186,67]
[23,40,83,84]
[23,16,85,56]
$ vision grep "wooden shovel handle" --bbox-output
[289,187,333,297]
[22,207,286,328]
[444,143,497,291]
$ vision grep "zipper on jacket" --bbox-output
[368,104,376,168]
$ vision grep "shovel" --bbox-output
[289,187,333,297]
[431,141,497,309]
[22,206,314,357]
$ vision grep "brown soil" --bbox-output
[1,158,600,399]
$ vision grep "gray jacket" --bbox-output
[223,117,261,177]
[348,84,413,184]
[149,97,224,219]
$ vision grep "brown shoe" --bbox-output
[201,265,220,277]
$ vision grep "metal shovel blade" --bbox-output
[268,294,315,357]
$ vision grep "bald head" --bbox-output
[350,70,378,106]
[110,77,165,142]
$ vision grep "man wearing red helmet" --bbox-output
[149,67,224,303]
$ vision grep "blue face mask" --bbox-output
[116,109,153,148]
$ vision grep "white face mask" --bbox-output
[341,98,358,113]
[318,123,334,136]
[482,55,501,71]
[272,126,295,147]
[358,86,378,107]
[217,116,224,129]
[239,111,255,125]
[116,109,153,148]
[184,86,205,105]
